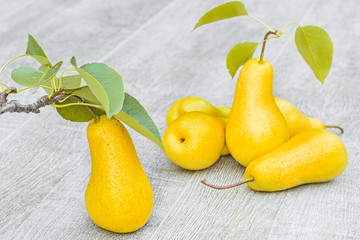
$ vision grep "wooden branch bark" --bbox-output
[0,87,66,115]
[0,87,17,107]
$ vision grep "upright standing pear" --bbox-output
[85,115,153,233]
[226,58,289,166]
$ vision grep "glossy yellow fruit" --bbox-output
[219,98,325,138]
[85,115,153,233]
[166,97,230,155]
[226,58,289,166]
[166,97,217,125]
[275,97,324,137]
[220,143,230,155]
[162,112,225,170]
[215,106,231,123]
[245,129,348,192]
[216,106,231,155]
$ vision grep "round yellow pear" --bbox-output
[85,115,153,233]
[166,97,230,155]
[166,97,218,125]
[220,143,230,155]
[215,106,231,155]
[162,112,225,170]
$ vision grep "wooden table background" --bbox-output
[0,0,359,239]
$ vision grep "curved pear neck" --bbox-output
[236,58,274,99]
[87,118,140,169]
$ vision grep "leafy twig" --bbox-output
[0,87,66,115]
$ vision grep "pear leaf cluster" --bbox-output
[41,75,82,94]
[5,34,163,149]
[193,1,333,83]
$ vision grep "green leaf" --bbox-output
[193,1,248,30]
[226,42,258,78]
[32,56,51,67]
[295,25,333,83]
[55,97,104,122]
[11,67,44,87]
[71,86,100,104]
[39,64,50,72]
[42,74,82,94]
[56,98,93,122]
[70,56,77,66]
[40,61,63,83]
[70,56,124,119]
[26,34,52,67]
[38,61,63,94]
[60,75,82,89]
[114,93,163,149]
[55,86,104,122]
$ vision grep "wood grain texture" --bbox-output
[0,0,359,239]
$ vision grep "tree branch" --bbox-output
[0,87,66,115]
[0,87,17,107]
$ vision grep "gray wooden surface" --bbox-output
[0,0,359,239]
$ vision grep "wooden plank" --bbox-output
[1,0,359,239]
[0,109,86,238]
[0,0,31,21]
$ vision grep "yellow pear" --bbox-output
[166,97,217,125]
[166,97,230,155]
[85,115,153,233]
[220,143,230,155]
[162,112,225,170]
[215,106,231,155]
[244,129,348,191]
[275,98,324,137]
[226,58,289,166]
[215,106,231,122]
[202,130,347,192]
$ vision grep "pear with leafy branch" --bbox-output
[0,34,162,232]
[193,1,333,83]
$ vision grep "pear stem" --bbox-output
[259,30,281,63]
[201,177,254,190]
[70,95,99,123]
[325,125,344,134]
